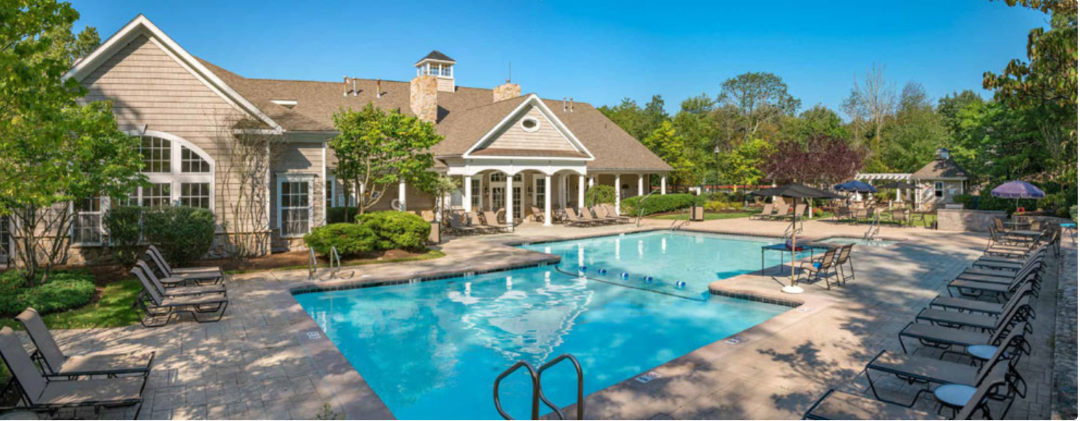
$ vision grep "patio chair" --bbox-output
[851,208,871,223]
[890,209,908,227]
[797,248,839,289]
[896,295,1031,354]
[804,363,1009,420]
[530,206,545,223]
[0,327,147,416]
[447,212,483,235]
[146,245,223,280]
[135,261,227,297]
[973,245,1047,270]
[930,283,1036,317]
[17,308,154,379]
[561,207,593,227]
[464,211,496,234]
[916,295,1033,333]
[481,211,513,233]
[863,327,1027,408]
[578,207,608,225]
[601,204,632,224]
[833,206,851,222]
[588,206,619,225]
[750,204,774,220]
[834,244,854,284]
[947,261,1041,302]
[792,203,807,220]
[131,266,228,327]
[143,249,224,285]
[767,203,790,220]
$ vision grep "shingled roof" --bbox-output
[417,50,455,64]
[912,157,969,180]
[197,58,671,172]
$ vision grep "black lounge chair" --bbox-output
[17,308,154,379]
[135,261,227,297]
[897,296,1031,354]
[930,284,1035,316]
[131,266,228,327]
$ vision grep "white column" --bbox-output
[615,174,621,215]
[543,175,552,227]
[505,175,514,229]
[399,179,407,211]
[638,174,644,197]
[588,176,595,188]
[661,175,667,195]
[578,175,586,209]
[463,175,473,213]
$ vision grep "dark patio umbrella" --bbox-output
[833,180,878,193]
[991,180,1045,212]
[751,184,843,293]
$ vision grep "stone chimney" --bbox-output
[410,75,438,123]
[493,82,521,103]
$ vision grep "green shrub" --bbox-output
[304,223,376,257]
[327,206,358,224]
[142,206,216,266]
[585,185,616,207]
[357,211,430,252]
[104,205,144,266]
[0,270,96,315]
[621,194,703,216]
[953,194,978,209]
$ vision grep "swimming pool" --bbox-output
[295,264,788,419]
[520,230,811,296]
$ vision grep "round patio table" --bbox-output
[1004,220,1031,230]
[966,344,999,362]
[934,384,976,416]
[1009,230,1042,239]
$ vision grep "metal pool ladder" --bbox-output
[493,354,584,420]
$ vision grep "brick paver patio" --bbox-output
[18,216,1070,420]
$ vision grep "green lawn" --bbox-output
[0,278,143,331]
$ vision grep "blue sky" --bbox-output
[72,1,1048,114]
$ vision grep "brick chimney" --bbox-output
[493,82,521,102]
[410,75,438,123]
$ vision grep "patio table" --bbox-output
[1003,220,1031,230]
[1009,230,1042,239]
[760,243,832,275]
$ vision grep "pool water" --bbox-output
[521,230,811,297]
[295,265,788,420]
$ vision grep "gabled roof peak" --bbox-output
[416,50,455,65]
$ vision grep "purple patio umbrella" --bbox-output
[991,180,1045,212]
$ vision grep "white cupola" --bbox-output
[415,50,456,92]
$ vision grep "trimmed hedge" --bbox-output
[357,211,430,252]
[103,205,144,266]
[304,211,430,257]
[0,270,96,315]
[585,185,616,207]
[142,206,216,266]
[304,223,376,257]
[327,206,358,224]
[621,193,703,216]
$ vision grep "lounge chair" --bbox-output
[600,204,632,224]
[851,208,870,223]
[890,209,908,227]
[972,245,1047,270]
[561,207,593,227]
[930,283,1036,316]
[588,206,619,225]
[863,331,1026,407]
[767,203,790,220]
[792,203,807,220]
[146,245,223,280]
[131,266,228,327]
[530,206,545,223]
[947,262,1040,302]
[804,363,1009,420]
[143,249,224,285]
[464,211,496,234]
[135,261,227,297]
[0,327,147,416]
[833,206,851,222]
[447,212,483,235]
[834,244,854,284]
[916,296,1033,333]
[798,248,839,289]
[17,308,154,379]
[481,211,513,233]
[750,204,774,220]
[897,296,1031,354]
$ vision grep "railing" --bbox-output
[308,248,318,280]
[329,246,342,278]
[863,211,880,241]
[493,354,585,420]
[634,190,659,227]
[670,206,692,231]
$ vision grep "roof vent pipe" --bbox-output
[343,76,349,96]
[352,78,358,96]
[563,97,567,112]
[569,97,574,113]
[376,79,382,98]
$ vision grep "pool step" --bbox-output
[493,354,584,420]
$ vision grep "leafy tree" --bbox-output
[718,72,801,137]
[880,83,949,172]
[597,95,669,142]
[784,105,849,143]
[719,138,773,190]
[643,121,699,188]
[762,135,867,187]
[329,104,442,216]
[0,0,144,284]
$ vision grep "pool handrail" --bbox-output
[494,360,540,420]
[635,190,659,227]
[308,248,317,280]
[537,354,584,420]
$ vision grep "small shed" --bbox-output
[911,148,969,205]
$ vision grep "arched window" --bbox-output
[125,130,215,209]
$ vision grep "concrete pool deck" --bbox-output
[25,216,1070,419]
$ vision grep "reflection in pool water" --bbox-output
[296,265,787,419]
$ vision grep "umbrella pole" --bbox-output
[782,203,805,294]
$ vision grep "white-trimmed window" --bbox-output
[1,216,11,260]
[534,177,546,206]
[934,181,944,198]
[470,178,482,210]
[72,197,104,245]
[325,177,335,211]
[126,131,215,209]
[278,176,313,237]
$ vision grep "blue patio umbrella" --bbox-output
[833,180,878,193]
[991,180,1045,212]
